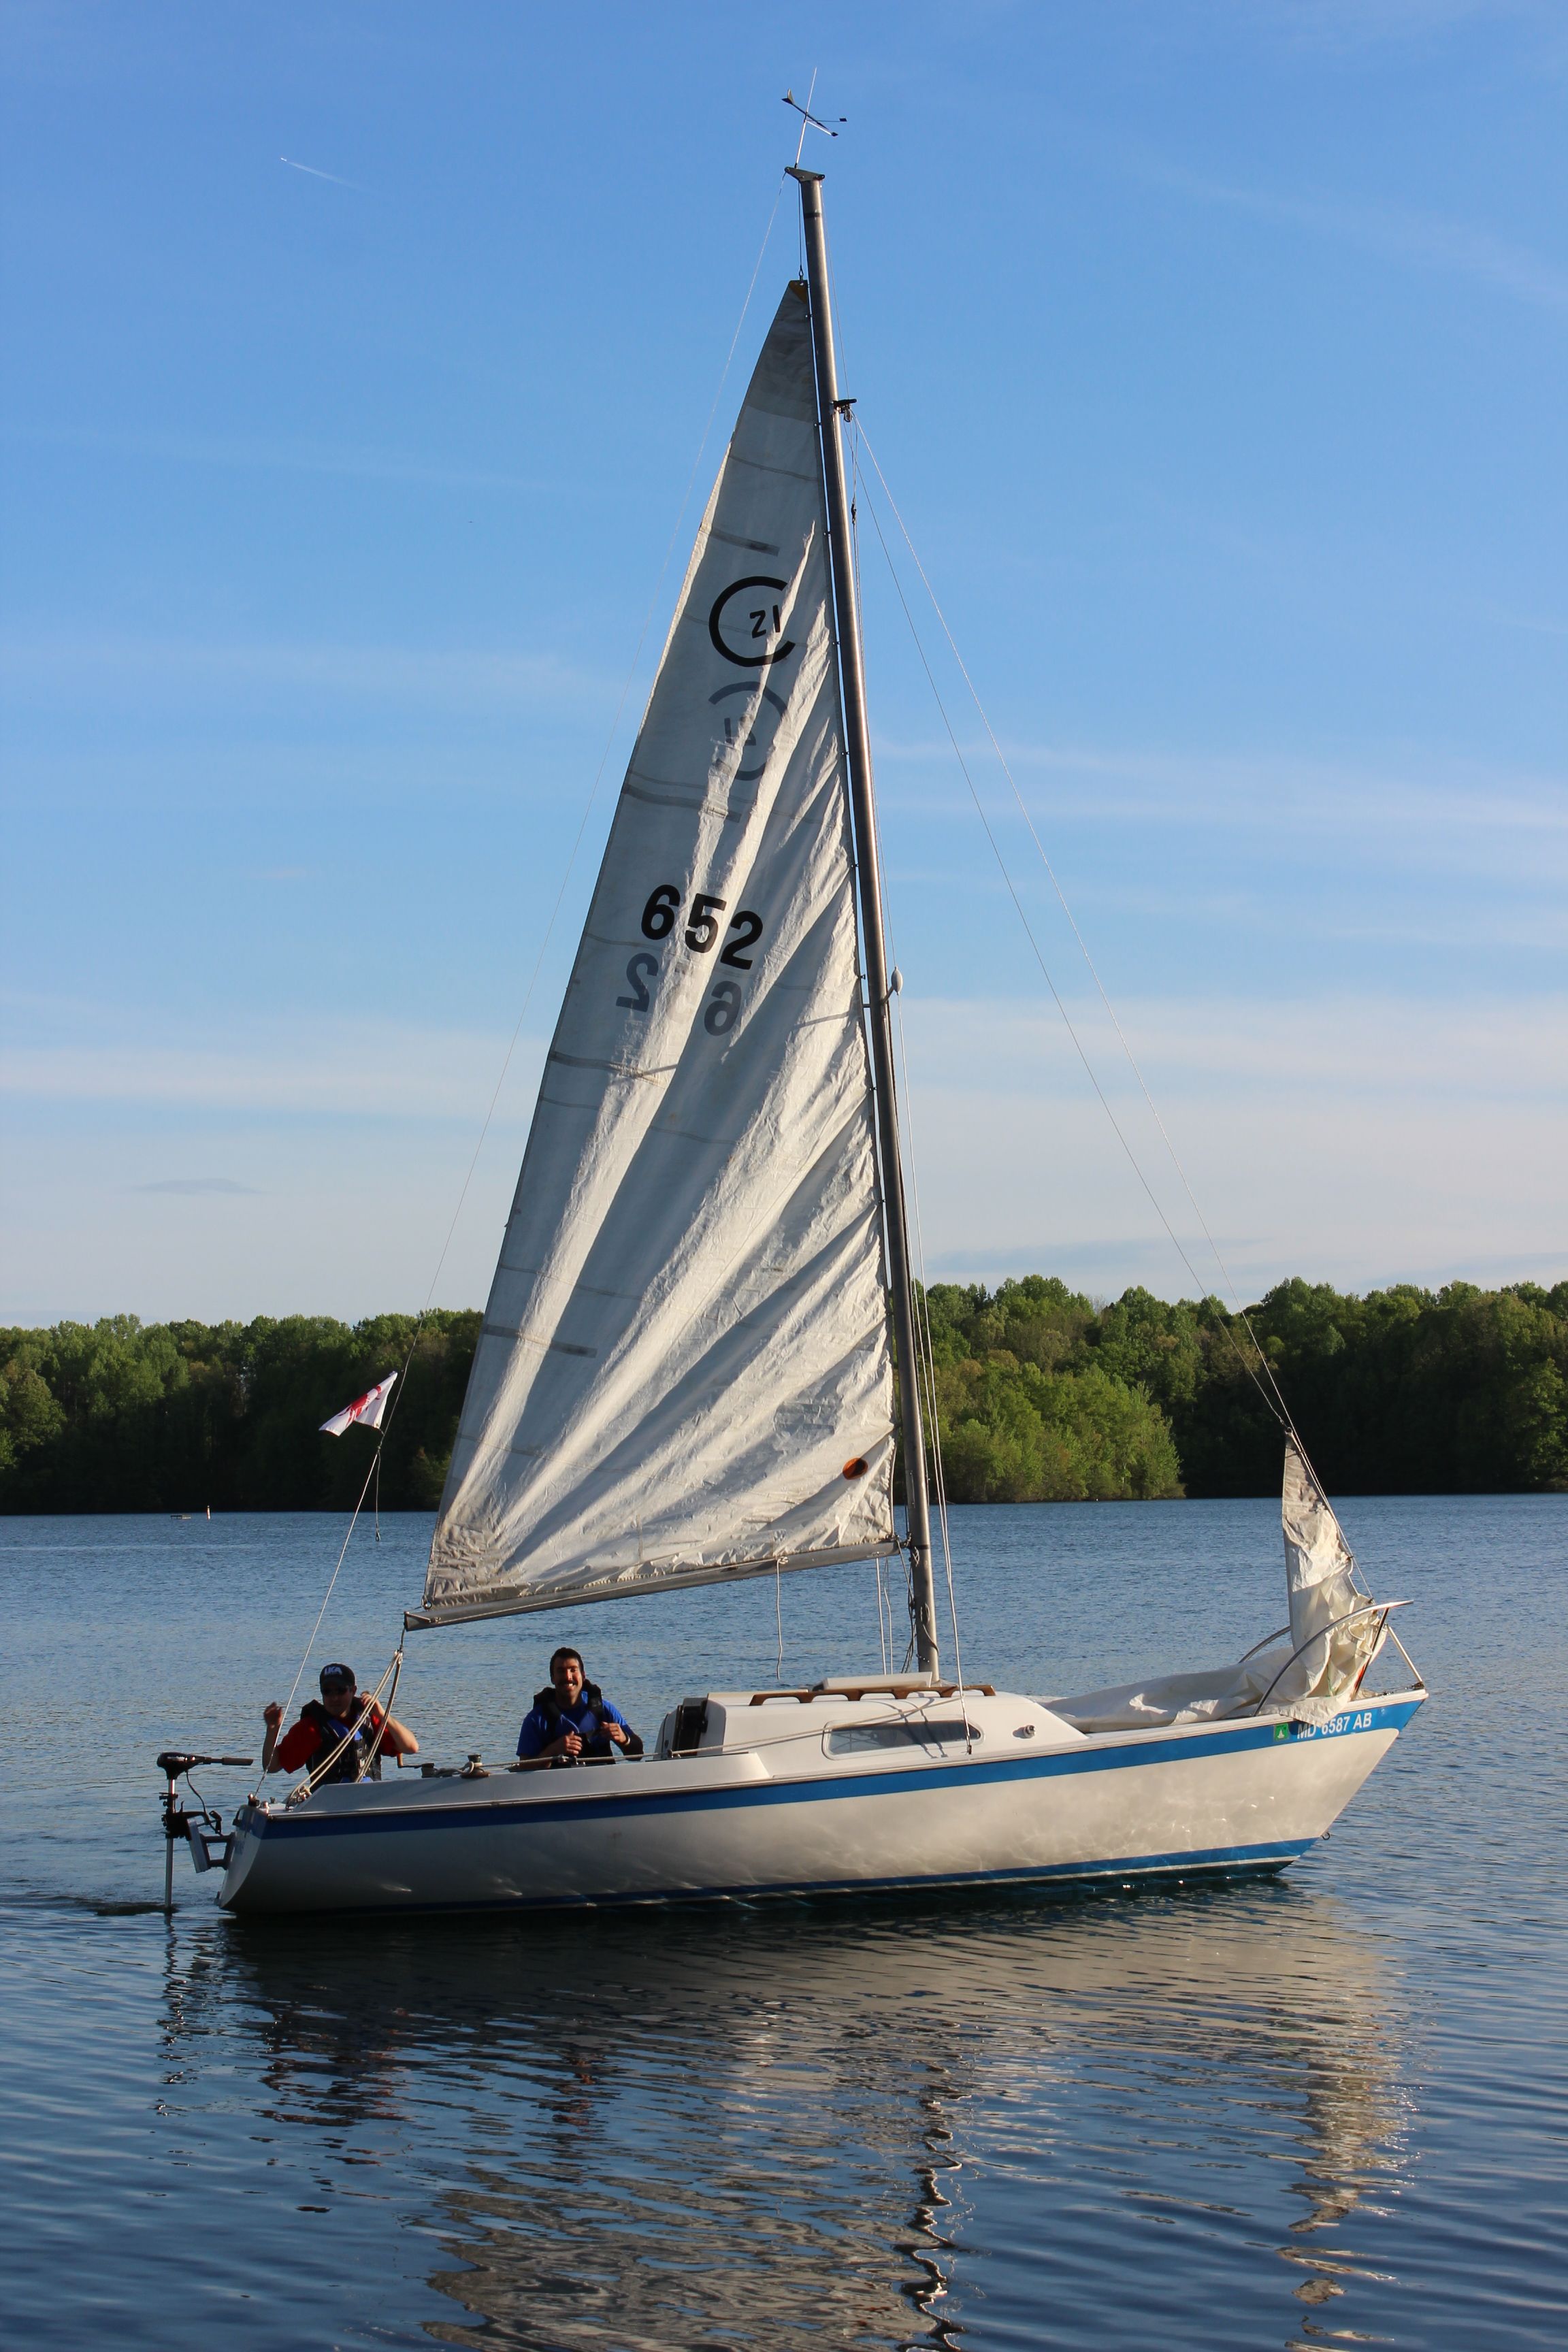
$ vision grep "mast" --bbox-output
[789,165,938,1676]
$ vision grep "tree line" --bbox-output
[0,1310,479,1515]
[1,1275,1565,1514]
[918,1273,1568,1501]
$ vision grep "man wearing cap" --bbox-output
[261,1663,419,1783]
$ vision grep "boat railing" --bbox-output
[1245,1600,1421,1718]
[746,1678,993,1706]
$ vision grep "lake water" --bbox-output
[1,1496,1563,2350]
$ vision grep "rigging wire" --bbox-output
[849,460,1312,1461]
[852,425,1308,1449]
[847,426,966,1707]
[276,178,792,1700]
[892,985,968,1705]
[882,851,969,1702]
[897,992,970,1714]
[405,171,791,1343]
[851,421,1378,1596]
[844,429,923,1666]
[274,1444,385,1741]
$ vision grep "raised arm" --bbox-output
[378,1710,418,1757]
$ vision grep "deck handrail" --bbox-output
[1247,1599,1416,1717]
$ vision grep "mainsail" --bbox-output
[412,284,896,1627]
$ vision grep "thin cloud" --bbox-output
[927,1236,1213,1282]
[875,736,1568,883]
[1,1008,546,1121]
[280,155,363,193]
[901,1000,1567,1304]
[0,633,604,713]
[902,991,1568,1106]
[1491,608,1568,638]
[134,1177,259,1196]
[1148,157,1568,314]
[1260,0,1568,62]
[0,421,547,497]
[15,994,1560,1124]
[924,1232,1567,1298]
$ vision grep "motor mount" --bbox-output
[157,1751,253,1906]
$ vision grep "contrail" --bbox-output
[280,155,361,191]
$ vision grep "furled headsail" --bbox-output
[410,284,896,1627]
[1056,1439,1383,1731]
[1279,1436,1383,1706]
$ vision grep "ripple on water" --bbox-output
[0,1498,1565,2348]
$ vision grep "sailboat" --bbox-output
[214,167,1424,1916]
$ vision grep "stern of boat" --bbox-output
[217,1797,272,1910]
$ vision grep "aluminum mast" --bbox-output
[788,164,938,1675]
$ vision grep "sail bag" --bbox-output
[412,284,896,1626]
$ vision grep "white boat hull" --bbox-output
[217,1690,1423,1916]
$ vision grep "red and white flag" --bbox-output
[320,1373,397,1437]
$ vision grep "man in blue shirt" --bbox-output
[512,1646,642,1769]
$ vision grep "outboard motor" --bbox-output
[157,1750,252,1910]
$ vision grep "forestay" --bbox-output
[413,284,896,1628]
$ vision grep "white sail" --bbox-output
[413,284,896,1627]
[1060,1438,1384,1731]
[1279,1437,1382,1709]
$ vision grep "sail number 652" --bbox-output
[638,884,763,968]
[623,882,763,1030]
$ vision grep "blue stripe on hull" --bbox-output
[244,1697,1422,1846]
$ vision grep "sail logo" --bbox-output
[709,683,788,783]
[708,576,797,667]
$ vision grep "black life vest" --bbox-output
[530,1681,642,1761]
[300,1698,382,1784]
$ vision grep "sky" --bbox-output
[2,0,1565,1328]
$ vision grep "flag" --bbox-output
[320,1373,397,1437]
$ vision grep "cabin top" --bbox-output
[653,1686,1083,1759]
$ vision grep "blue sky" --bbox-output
[3,0,1564,1326]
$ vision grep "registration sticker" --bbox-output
[1273,1710,1377,1744]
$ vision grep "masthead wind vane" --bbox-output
[783,82,846,166]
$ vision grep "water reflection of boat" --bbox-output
[168,1891,1408,2348]
[208,157,1422,1918]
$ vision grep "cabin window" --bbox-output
[826,1718,981,1756]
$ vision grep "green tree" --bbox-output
[3,1275,1565,1512]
